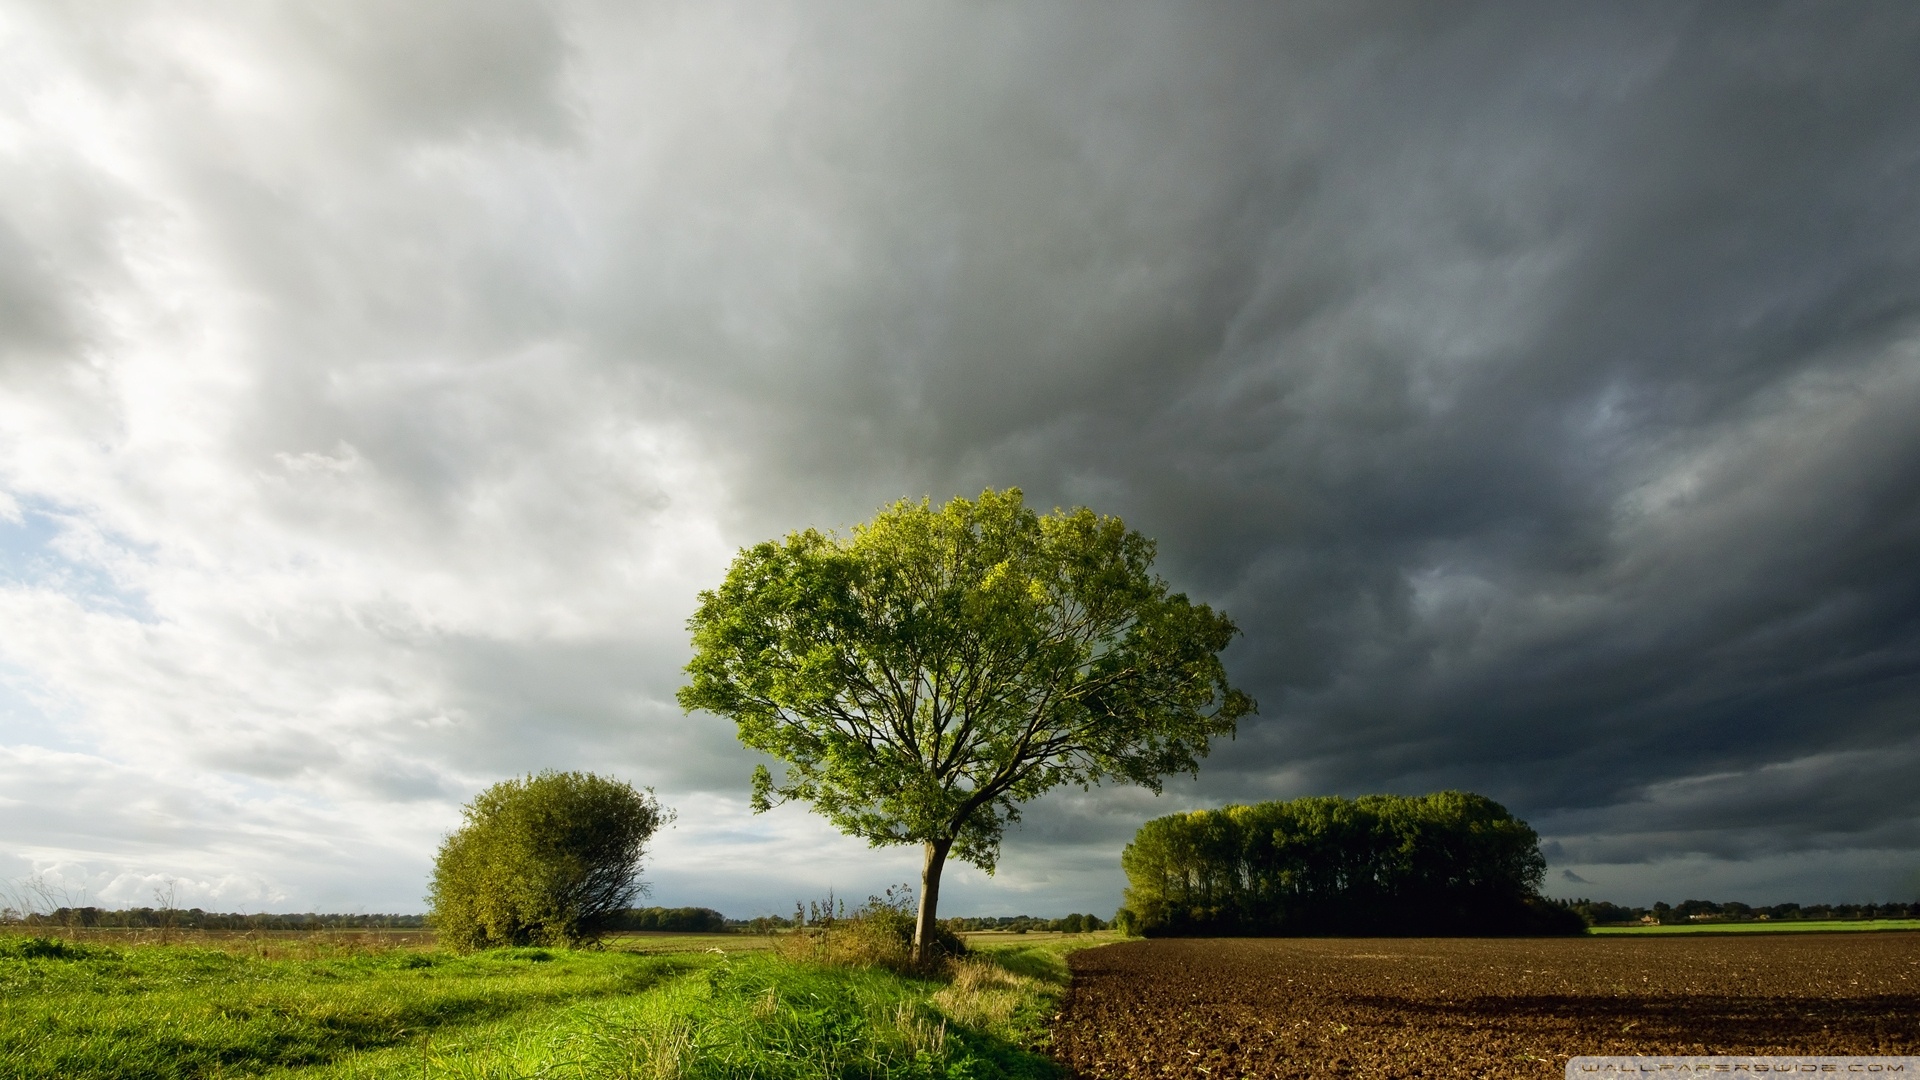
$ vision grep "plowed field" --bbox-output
[1052,933,1920,1078]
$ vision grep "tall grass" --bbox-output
[371,952,1057,1080]
[0,928,1096,1079]
[0,936,695,1079]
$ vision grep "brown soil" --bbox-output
[1051,934,1920,1078]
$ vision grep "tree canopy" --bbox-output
[679,488,1254,961]
[1117,791,1583,936]
[428,771,669,950]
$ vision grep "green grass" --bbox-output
[1588,918,1920,935]
[0,932,1102,1079]
[597,932,776,955]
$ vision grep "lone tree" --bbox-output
[428,770,669,950]
[679,488,1254,962]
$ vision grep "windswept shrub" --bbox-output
[428,771,670,950]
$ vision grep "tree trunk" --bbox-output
[914,837,953,966]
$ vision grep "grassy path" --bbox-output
[0,932,1103,1079]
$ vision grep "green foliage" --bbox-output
[679,488,1252,954]
[428,771,670,951]
[1117,791,1583,936]
[1053,913,1099,934]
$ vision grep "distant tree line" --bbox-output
[1118,792,1584,936]
[2,902,1124,936]
[1567,898,1920,926]
[943,914,1110,933]
[723,911,1109,934]
[2,908,427,930]
[604,906,729,932]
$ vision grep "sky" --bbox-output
[1,1,1918,918]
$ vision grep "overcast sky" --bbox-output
[2,1,1917,917]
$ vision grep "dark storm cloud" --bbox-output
[5,0,1917,911]
[289,0,573,142]
[581,3,1920,892]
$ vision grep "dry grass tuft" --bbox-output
[891,1000,948,1059]
[769,915,958,975]
[931,956,1033,1028]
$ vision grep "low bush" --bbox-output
[774,888,967,974]
[428,771,670,950]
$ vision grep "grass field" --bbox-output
[0,930,1111,1079]
[1588,919,1920,934]
[22,921,1911,1078]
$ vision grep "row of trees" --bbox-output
[943,913,1109,933]
[1118,792,1583,936]
[603,906,730,932]
[1569,898,1920,926]
[1,908,428,930]
[722,911,1106,934]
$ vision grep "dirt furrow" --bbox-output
[1051,934,1920,1078]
